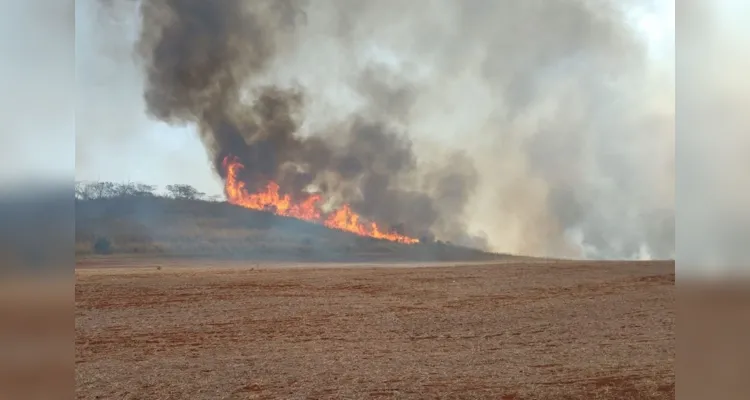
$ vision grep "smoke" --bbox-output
[76,0,223,196]
[133,0,483,245]
[126,0,673,258]
[677,0,750,274]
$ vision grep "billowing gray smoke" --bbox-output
[677,0,750,273]
[111,0,674,258]
[135,0,482,245]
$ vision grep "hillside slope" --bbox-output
[75,197,510,262]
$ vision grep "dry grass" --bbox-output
[75,260,674,399]
[74,197,506,262]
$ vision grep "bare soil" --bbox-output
[75,260,674,399]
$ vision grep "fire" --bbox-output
[222,156,419,244]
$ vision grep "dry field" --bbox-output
[75,260,674,399]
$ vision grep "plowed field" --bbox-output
[75,260,674,399]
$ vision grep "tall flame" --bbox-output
[222,156,419,244]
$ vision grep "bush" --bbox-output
[93,237,112,255]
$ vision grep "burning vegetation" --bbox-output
[223,156,419,244]
[135,0,481,249]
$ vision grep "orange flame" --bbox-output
[222,156,419,244]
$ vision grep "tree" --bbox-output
[75,181,157,199]
[76,181,117,199]
[133,183,157,197]
[165,184,205,200]
[75,181,90,200]
[108,182,157,197]
[111,182,135,197]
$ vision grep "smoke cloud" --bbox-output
[677,0,750,274]
[103,0,674,258]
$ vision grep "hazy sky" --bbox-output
[0,1,74,184]
[75,0,223,195]
[74,1,674,197]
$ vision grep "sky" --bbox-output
[73,0,675,198]
[74,0,223,196]
[0,1,74,184]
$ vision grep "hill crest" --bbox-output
[75,196,512,263]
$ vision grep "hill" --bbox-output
[75,196,511,262]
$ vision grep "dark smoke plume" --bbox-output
[136,0,482,244]
[110,0,674,258]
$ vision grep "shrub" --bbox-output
[93,237,112,255]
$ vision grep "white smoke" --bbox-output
[80,0,676,260]
[677,0,750,276]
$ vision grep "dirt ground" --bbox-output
[75,260,674,399]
